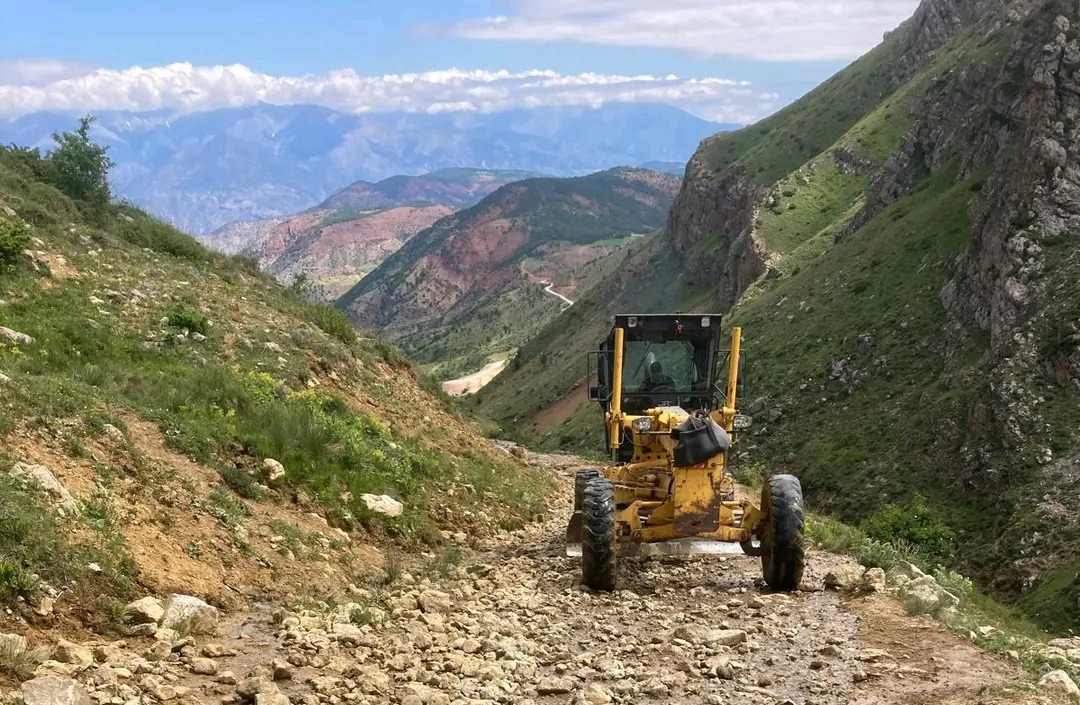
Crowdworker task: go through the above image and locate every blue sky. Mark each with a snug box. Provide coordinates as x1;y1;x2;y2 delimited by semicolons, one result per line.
0;0;919;123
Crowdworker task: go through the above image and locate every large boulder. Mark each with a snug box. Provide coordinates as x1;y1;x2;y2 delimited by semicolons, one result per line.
10;462;79;514
21;675;91;705
160;595;219;635
261;458;286;483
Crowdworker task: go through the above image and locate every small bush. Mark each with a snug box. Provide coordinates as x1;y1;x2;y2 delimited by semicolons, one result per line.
863;494;956;565
0;216;31;270
166;302;210;336
307;303;357;345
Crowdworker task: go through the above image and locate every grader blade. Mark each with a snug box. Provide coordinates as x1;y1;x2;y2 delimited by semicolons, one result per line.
564;511;583;556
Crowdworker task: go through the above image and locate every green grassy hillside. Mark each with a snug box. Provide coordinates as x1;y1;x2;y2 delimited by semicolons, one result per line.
0;136;547;631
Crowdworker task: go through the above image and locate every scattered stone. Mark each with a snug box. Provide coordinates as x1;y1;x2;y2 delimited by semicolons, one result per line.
102;424;125;442
417;589;454;613
861;567;887;592
824;565;865;590
11;462;79;514
262;458;286;483
673;625;747;647
886;561;926;586
271;658;294;681
537;676;576;695
361;493;404;517
1038;670;1080;699
897;575;959;615
189;657;218;675
0;326;35;345
52;640;93;668
160;594;219;635
127;596;165;624
21;675;91;705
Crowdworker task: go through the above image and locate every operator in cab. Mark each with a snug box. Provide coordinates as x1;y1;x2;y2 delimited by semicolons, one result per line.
639;361;675;391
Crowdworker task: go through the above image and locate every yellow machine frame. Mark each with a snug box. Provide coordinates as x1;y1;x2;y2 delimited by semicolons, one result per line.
597;325;765;547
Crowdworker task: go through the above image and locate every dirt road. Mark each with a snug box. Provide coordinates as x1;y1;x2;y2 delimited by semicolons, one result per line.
10;449;1070;705
442;360;509;396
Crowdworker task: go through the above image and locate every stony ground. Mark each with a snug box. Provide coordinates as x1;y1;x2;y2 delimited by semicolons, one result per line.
5;449;1077;705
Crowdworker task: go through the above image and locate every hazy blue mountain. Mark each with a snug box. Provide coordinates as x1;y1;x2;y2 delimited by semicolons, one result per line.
0;103;737;233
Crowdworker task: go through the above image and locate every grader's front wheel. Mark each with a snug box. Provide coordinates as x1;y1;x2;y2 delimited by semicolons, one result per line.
760;474;805;591
581;475;617;591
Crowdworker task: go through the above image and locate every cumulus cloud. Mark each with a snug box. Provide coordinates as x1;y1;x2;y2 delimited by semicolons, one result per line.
0;58;97;87
0;63;777;123
430;0;920;62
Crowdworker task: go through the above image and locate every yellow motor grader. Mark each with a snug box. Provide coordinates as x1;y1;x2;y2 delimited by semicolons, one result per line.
566;314;804;591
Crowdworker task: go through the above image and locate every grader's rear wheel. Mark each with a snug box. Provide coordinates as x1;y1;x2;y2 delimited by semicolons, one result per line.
581;475;617;591
760;474;805;591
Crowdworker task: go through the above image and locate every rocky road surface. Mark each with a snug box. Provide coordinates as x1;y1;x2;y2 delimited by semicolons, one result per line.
7;449;1076;705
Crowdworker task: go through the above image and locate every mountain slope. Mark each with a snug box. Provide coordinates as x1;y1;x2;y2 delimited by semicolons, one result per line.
339;168;680;378
245;204;456;298
0;104;731;233
203;169;540;298
477;0;1080;632
0;142;546;632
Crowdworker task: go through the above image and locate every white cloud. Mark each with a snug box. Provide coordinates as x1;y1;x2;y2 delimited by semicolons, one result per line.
0;63;778;123
0;58;96;87
430;0;920;61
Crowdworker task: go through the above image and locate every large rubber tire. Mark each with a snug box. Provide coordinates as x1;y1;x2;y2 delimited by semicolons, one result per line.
574;468;602;511
760;474;805;591
581;476;618;591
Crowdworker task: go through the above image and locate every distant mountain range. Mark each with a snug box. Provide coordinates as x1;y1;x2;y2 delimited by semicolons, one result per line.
0;103;735;233
208;168;535;298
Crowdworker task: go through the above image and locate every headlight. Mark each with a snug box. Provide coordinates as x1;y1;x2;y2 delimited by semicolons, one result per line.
632;417;654;432
733;414;753;430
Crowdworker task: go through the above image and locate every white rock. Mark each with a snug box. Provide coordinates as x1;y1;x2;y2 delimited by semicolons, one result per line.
160;595;219;635
361;493;404;517
1038;670;1080;698
824;565;865;590
189;657;218;675
126;596;164;624
418;589;454;613
0;326;35;346
11;462;79;514
862;567;887;592
262;458;286;483
886;560;927;586
52;640;93;667
21;675;91;705
898;575;959;615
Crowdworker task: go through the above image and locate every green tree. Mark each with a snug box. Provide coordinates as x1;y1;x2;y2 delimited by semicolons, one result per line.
46;115;114;210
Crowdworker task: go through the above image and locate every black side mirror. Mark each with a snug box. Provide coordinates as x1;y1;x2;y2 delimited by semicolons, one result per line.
590;385;609;402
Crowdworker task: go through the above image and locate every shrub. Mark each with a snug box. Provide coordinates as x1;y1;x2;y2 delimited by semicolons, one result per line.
307;303;357;345
863;494;956;565
166;302;210;336
0;216;30;270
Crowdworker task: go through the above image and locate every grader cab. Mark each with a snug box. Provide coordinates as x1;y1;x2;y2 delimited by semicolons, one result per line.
567;314;805;591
